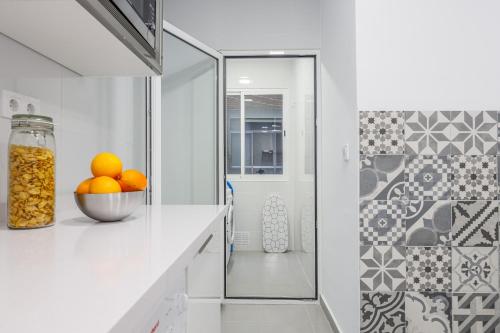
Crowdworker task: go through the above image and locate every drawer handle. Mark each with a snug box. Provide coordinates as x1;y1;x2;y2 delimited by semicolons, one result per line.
198;234;213;254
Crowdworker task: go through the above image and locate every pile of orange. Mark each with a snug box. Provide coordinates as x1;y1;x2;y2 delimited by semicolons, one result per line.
76;152;147;194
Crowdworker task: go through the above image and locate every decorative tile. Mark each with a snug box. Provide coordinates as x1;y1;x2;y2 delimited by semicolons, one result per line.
498;156;500;192
360;200;405;245
360;155;406;202
405;292;451;333
450;111;497;155
406;246;452;292
452;247;499;292
498;156;500;188
451;201;499;247
452;293;500;333
405;155;451;200
498;110;500;153
405;111;451;155
361;292;405;333
359;110;500;332
359;111;405;155
451;155;497;200
405;201;451;246
360;246;406;291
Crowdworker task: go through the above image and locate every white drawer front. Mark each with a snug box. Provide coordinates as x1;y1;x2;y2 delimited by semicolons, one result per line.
187;220;222;298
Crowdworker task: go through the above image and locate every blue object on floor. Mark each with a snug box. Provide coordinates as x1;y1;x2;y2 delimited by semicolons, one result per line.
226;180;234;194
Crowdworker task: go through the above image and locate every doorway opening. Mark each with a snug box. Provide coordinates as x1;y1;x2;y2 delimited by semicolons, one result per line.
224;55;318;300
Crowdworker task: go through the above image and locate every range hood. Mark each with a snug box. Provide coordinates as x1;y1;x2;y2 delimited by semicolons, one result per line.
0;0;163;76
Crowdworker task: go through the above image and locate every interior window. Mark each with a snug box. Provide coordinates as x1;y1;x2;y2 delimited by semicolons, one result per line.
226;92;284;176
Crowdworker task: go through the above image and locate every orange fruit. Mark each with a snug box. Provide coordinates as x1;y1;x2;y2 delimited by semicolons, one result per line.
89;176;122;194
118;169;147;192
76;178;93;194
91;152;122;178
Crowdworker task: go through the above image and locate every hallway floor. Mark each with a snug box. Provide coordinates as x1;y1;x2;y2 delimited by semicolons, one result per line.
222;304;334;333
226;251;315;298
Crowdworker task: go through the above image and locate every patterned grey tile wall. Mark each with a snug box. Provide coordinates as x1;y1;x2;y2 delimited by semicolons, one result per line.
360;111;405;155
359;111;500;333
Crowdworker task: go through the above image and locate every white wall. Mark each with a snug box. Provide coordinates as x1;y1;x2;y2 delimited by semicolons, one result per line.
164;0;321;51
356;0;500;110
320;0;358;332
0;33;146;221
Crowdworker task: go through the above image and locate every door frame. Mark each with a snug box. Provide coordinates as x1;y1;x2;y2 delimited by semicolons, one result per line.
151;21;225;205
222;50;321;302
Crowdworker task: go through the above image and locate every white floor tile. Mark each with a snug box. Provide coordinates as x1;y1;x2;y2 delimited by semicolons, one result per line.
223;304;264;323
305;305;336;333
222;304;334;333
260;321;313;333
223;322;261;333
226;251;315;298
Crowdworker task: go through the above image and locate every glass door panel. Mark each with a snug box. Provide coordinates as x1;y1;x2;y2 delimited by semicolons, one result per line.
225;57;317;299
161;32;218;204
161;26;223;333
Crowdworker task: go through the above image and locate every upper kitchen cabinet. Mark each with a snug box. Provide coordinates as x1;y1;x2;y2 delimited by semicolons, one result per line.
0;0;162;76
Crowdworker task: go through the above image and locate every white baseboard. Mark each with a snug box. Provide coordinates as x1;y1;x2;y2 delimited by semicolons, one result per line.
319;295;342;333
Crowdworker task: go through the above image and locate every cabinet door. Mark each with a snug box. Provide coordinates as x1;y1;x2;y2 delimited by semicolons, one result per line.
128;269;187;333
186;219;223;333
187;228;222;298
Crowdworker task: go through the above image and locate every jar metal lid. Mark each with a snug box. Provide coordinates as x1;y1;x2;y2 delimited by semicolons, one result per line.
11;114;54;129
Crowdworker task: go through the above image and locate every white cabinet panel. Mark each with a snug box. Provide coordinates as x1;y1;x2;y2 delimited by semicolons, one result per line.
0;1;160;75
187;228;222;298
138;270;187;333
186;218;223;333
186;300;221;333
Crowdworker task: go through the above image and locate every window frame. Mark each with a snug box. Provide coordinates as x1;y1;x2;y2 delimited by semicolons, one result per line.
226;88;289;181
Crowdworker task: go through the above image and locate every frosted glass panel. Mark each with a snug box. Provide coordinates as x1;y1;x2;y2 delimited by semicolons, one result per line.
161;32;218;204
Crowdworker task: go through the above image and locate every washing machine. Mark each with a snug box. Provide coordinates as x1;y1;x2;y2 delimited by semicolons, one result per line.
225;181;235;266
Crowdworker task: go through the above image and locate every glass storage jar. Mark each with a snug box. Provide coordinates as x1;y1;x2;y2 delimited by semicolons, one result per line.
8;114;56;229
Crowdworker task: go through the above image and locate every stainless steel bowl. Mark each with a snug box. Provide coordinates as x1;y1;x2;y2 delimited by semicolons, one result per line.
74;191;145;222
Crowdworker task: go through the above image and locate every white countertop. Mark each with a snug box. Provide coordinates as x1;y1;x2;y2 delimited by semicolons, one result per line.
0;204;227;333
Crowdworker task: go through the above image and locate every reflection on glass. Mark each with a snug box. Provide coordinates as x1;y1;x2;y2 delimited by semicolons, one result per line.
126;0;156;34
161;32;217;204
